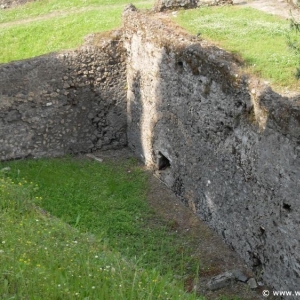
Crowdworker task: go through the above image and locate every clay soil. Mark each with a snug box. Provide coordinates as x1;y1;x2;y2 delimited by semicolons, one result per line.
92;148;280;300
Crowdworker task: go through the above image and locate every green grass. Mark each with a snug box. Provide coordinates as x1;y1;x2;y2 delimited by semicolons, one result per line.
1;1;299;90
0;0;153;63
0;0;152;24
0;157;202;299
0;9;122;62
175;6;300;91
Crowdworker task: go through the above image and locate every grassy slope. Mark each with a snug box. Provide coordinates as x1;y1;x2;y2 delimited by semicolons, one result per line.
0;8;122;62
175;6;300;90
0;0;152;23
0;157;202;299
0;1;299;89
0;0;153;63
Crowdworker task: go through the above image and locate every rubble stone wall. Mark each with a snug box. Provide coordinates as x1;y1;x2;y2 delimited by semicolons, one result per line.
0;33;127;160
1;5;300;294
154;0;233;11
123;10;300;293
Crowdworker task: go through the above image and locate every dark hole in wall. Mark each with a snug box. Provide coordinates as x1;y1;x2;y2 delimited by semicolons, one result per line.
283;203;291;211
158;151;170;170
177;61;183;67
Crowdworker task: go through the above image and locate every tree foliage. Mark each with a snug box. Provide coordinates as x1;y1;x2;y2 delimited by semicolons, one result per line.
287;16;300;79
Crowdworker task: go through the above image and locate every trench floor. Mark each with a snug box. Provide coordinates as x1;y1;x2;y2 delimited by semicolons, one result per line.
91;148;279;300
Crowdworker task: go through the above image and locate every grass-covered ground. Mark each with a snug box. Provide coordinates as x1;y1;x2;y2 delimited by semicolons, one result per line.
0;0;151;23
0;156;203;300
0;0;299;90
0;0;153;63
175;5;300;91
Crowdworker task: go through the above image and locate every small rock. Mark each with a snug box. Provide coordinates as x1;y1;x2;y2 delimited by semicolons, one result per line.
87;113;94;119
50;92;58;98
1;167;11;172
86;153;103;163
231;269;248;283
247;278;258;289
258;281;264;286
123;4;137;14
207;271;235;291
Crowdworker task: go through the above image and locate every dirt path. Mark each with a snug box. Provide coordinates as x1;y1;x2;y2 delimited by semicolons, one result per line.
233;0;300;20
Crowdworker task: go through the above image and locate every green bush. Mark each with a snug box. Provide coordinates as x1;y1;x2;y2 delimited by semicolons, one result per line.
287;16;300;79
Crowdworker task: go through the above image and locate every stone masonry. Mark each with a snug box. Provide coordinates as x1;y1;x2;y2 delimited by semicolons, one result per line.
154;0;233;11
0;5;300;296
123;8;300;296
0;32;127;160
